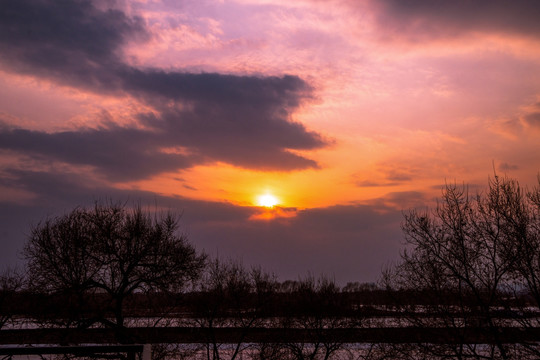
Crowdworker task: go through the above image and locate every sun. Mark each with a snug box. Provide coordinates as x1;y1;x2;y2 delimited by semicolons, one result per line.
256;193;279;208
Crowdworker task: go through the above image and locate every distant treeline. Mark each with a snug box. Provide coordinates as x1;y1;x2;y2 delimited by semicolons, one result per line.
2;283;388;320
1;286;537;321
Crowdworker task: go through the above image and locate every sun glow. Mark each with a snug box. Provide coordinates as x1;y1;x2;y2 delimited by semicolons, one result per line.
256;193;279;208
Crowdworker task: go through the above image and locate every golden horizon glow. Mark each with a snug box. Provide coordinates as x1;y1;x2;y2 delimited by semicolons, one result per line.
256;193;280;208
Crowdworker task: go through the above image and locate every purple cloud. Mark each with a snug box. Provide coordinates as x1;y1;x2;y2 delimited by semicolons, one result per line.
0;0;328;177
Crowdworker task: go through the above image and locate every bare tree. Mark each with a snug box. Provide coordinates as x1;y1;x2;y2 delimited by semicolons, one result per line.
279;275;358;360
0;267;23;329
383;175;540;359
23;202;206;336
193;258;278;360
487;176;540;356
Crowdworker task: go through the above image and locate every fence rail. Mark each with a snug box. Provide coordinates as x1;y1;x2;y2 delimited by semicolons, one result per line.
2;327;540;345
0;344;152;360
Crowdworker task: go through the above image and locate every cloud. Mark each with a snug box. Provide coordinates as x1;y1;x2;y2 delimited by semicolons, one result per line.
355;181;399;188
170;199;405;284
366;190;428;210
523;111;540;128
0;90;325;178
0;125;200;181
0;168;404;284
370;0;540;42
498;162;519;172
354;164;416;188
0;0;327;176
0;0;147;84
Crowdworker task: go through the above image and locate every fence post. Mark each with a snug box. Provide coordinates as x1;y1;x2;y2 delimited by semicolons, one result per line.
142;344;152;360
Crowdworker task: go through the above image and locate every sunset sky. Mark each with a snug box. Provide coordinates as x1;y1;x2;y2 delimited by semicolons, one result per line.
1;0;540;284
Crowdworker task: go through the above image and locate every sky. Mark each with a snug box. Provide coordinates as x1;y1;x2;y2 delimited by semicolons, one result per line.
1;0;540;284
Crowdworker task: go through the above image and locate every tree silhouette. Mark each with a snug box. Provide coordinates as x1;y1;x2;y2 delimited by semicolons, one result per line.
193;258;278;360
0;267;23;329
384;175;540;359
24;203;206;336
279;275;359;360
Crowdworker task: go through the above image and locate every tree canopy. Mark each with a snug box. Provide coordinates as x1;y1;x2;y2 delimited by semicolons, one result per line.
24;203;206;329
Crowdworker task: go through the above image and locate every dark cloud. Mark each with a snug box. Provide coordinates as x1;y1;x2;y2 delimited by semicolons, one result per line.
0;0;146;87
163;112;321;170
206;204;404;283
498;162;519;172
123;69;311;108
371;0;540;42
0;126;200;180
385;170;413;182
354;166;415;188
0;0;327;176
516;101;540;129
0;168;404;284
524;112;540;128
382;191;427;209
0;93;325;178
355;180;399;188
366;191;428;210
